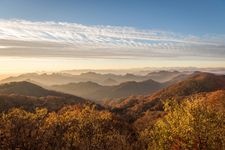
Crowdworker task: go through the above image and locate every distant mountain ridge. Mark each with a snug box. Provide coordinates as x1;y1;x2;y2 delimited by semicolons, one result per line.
102;78;118;85
52;79;164;100
146;70;180;82
1;71;182;86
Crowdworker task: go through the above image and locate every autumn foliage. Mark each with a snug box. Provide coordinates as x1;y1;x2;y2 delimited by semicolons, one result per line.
140;99;225;150
0;97;224;149
0;105;137;150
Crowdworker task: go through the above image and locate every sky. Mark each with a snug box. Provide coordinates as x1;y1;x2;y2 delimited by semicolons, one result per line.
0;0;224;74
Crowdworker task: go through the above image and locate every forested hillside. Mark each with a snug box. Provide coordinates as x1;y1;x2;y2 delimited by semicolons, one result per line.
0;72;224;149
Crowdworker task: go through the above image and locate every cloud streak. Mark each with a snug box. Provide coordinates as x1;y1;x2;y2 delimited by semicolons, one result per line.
0;19;224;59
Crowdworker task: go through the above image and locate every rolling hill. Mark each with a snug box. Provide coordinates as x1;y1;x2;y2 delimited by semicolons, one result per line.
0;81;70;97
52;81;103;99
108;72;225;124
0;81;92;112
52;79;164;100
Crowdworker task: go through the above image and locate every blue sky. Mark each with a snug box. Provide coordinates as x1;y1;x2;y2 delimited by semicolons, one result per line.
0;0;224;73
0;0;225;35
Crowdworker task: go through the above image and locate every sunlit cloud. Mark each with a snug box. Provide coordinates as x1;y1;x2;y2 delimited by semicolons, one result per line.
0;19;224;59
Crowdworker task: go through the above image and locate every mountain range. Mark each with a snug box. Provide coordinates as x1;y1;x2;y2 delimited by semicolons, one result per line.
105;72;225;126
0;71;182;86
0;71;224;126
52;79;164;100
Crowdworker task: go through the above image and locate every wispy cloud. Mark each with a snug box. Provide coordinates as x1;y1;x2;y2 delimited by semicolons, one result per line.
0;19;224;59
